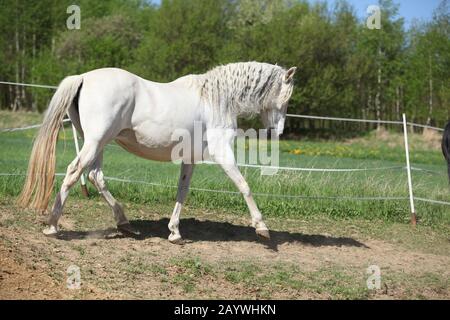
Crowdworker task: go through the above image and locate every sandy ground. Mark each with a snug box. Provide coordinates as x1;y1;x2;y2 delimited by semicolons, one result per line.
0;199;449;300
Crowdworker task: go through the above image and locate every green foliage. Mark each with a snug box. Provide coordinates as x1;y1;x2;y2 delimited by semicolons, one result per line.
131;0;230;81
0;0;449;127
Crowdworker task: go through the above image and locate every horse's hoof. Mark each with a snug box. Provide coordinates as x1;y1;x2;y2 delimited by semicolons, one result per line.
43;225;58;236
117;223;141;237
168;234;183;244
256;228;271;240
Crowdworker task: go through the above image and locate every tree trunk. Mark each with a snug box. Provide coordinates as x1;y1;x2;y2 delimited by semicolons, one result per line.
396;86;400;121
8;85;14;110
32;32;37;111
51;37;55;56
13;23;21;111
376;47;382;131
366;90;372;131
426;54;433;126
21;27;26;110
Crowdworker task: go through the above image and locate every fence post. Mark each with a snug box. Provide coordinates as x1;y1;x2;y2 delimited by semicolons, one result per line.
402;113;416;225
70;120;89;198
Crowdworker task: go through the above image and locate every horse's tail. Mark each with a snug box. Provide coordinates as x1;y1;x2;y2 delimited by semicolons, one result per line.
17;75;83;211
443;121;450;184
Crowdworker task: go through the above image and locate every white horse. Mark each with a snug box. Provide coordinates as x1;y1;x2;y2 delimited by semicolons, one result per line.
18;62;296;243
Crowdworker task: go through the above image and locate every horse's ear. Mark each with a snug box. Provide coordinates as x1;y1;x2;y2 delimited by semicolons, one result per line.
284;67;297;82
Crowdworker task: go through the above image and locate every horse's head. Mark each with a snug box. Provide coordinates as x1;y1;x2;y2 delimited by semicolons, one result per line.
260;66;296;137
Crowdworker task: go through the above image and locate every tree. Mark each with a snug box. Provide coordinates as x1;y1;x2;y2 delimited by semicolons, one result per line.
131;0;229;81
404;0;450;126
0;0;447;132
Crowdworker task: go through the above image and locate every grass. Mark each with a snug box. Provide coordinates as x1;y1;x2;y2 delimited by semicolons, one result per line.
0;110;43;129
0;111;449;227
118;255;450;299
172;259;372;299
220;260;370;299
117;252;373;299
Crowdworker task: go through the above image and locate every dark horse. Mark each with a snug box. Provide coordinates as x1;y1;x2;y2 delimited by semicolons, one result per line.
443;121;450;183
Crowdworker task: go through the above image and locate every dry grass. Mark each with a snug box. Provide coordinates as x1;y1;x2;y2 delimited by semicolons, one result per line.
0;111;43;130
346;127;443;151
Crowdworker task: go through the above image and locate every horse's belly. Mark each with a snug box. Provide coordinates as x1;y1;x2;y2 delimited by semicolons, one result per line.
115;129;175;162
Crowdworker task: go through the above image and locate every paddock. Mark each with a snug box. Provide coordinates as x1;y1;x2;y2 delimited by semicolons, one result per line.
0;105;449;299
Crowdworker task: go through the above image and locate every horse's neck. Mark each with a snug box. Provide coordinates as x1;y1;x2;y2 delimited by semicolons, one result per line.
151;74;242;129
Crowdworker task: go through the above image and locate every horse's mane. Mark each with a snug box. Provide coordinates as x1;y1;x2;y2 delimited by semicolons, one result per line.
198;62;291;124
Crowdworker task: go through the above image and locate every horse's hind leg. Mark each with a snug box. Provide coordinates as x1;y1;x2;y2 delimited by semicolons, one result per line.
44;140;101;235
168;162;194;244
87;152;139;237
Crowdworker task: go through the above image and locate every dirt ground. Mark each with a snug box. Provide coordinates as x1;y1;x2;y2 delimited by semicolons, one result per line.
0;197;449;300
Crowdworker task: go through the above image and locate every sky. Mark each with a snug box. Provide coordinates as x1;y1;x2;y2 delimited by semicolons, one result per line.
325;0;441;27
149;0;442;28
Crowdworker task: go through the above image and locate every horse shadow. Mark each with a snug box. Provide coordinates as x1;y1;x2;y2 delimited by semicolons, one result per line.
56;218;369;251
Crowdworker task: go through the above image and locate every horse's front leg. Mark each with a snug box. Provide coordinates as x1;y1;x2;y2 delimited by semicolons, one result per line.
168;162;194;244
210;137;270;240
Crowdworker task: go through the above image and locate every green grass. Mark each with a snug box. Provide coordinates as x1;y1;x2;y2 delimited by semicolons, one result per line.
222;261;370;299
0;112;449;226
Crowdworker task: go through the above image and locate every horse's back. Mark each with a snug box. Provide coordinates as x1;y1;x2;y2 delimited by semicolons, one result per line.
81;67;142;106
74;67;205;162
